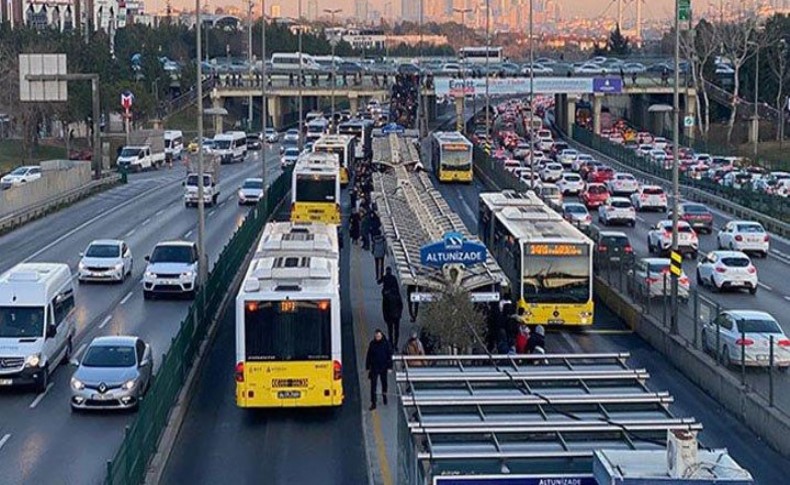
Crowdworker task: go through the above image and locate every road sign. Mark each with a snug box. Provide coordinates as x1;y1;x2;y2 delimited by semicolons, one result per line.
684;115;695;127
678;0;691;21
120;90;134;112
670;251;683;277
420;231;487;268
19;54;68;102
434;476;596;485
381;122;405;134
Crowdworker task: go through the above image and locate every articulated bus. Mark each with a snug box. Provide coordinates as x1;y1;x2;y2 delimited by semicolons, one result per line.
306;117;329;142
431;131;474;183
338;119;373;163
291;153;341;224
312;134;355;185
478;191;595;327
235;222;343;408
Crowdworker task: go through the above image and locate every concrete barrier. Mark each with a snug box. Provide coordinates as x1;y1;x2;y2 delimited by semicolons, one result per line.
595;275;790;458
0;160;91;218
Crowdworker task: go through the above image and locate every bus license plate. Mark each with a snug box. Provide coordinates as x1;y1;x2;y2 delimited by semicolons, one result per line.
278;391;301;399
0;379;12;386
547;319;565;325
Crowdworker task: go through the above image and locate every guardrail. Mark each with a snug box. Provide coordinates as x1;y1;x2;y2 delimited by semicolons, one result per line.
104;168;292;485
569;127;790;238
0;174;122;235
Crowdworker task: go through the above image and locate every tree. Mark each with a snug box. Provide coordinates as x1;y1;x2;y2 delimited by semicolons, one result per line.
762;15;790;143
606;24;631;56
418;283;487;354
680;19;720;139
719;19;761;144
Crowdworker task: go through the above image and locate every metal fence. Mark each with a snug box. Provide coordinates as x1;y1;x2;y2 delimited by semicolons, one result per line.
595;252;790;420
104;168;292;485
572;127;790;224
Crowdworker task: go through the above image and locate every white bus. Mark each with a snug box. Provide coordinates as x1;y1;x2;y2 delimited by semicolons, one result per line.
271;52;321;71
235;222;343;408
306;118;330;142
459;46;504;64
214;131;248;164
312;134;355;185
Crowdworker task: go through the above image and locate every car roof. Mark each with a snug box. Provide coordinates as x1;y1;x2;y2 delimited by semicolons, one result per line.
709;250;749;258
154;240;194;248
641;257;670;264
599;230;628;237
243;177;263;182
724;310;776;321
609;197;631;202
88;239;123;246
90;335;138;347
731;220;763;226
641;185;663;190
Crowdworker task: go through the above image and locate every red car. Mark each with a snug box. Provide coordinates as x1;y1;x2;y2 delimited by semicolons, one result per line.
587;166;615;184
580;183;610;208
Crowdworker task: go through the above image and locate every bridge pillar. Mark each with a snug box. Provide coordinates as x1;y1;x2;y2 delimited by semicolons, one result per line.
427;95;438;122
554;94;566;132
267;96;283;130
455;96;465;132
212;94;224;134
592;94;603;135
565;96;576;135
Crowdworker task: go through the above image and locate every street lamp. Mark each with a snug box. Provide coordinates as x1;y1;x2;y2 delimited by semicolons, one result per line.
453;7;472;133
325;8;342;133
195;0;207;285
670;0;681;334
298;0;304;150
485;0;490;138
528;0;535;189
247;0;254;129
261;0;268;205
751;40;760;160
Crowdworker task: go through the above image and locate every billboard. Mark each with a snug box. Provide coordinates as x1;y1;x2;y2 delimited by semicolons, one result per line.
434;77;623;96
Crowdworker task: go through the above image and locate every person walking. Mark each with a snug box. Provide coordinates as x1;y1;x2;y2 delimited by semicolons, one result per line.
372;233;387;280
365;329;392;410
404;332;427;366
515;325;530;354
349;211;361;246
360;210;371;250
382;278;404;348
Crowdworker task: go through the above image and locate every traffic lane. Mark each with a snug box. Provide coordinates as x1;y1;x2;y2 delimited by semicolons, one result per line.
162;200;367;485
0;157;282;484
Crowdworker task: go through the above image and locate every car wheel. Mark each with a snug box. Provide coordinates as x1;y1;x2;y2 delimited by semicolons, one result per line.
761;251;768;259
629;220;636;227
143;290;153;300
749;285;757;295
717;237;723;250
729;242;735;250
696;269;703;286
722;347;733;368
647;238;654;254
61;337;73;365
701;330;710;354
35;365;49;393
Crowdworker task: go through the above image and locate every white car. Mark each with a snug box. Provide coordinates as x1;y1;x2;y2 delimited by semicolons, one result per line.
538;183;563;208
237;178;264;205
539;162;564;182
556;172;585;195
648;149;667;164
696;250;758;294
281;147;300;168
631;185;668;212
607;172;640;195
647;220;699;258
702;310;790;368
557;149;579;169
652;137;670;150
636;144;653;157
598;197;636;227
143;241;199;299
571;154;595;172
264;128;279;143
78;239;133;283
561;202;592;229
1;165;41;189
632;257;690;300
717;220;769;257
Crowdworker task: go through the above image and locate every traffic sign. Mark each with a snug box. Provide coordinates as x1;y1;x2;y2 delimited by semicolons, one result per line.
420;231;487;268
684;115;695;127
678;0;691;21
120;90;134;112
670;251;683;277
19;53;68;102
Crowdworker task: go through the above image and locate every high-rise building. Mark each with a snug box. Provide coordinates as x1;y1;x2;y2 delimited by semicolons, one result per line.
270;4;280;18
355;0;368;22
401;0;420;21
306;0;317;20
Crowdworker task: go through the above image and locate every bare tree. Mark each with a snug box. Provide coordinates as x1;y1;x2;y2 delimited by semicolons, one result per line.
681;20;720;139
767;38;790;144
719;19;760;144
418;283;487;354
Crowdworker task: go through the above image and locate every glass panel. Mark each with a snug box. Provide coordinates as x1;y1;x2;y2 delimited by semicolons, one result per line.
244;301;332;361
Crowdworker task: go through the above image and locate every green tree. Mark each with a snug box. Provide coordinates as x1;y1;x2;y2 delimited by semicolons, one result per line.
606;24;630;56
418;283;487;354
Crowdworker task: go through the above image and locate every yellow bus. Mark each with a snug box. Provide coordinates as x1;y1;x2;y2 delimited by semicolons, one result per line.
235;222;343;408
290;153;341;224
478;191;595;326
312;134;355;185
431;131;474;183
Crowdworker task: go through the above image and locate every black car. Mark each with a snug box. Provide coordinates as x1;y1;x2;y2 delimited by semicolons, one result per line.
246;134;262;151
590;228;635;270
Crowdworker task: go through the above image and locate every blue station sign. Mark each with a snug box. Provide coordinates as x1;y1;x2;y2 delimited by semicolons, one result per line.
420;232;488;268
434;475;596;485
381;122;406;134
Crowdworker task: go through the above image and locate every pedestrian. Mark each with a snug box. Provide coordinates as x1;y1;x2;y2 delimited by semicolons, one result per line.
365;329;392;410
360;210;371;250
661;67;669;86
382;278;403;348
380;265;398;290
631;71;637;86
349;211;361;245
619;67;625;84
289;73;295;86
515;325;530;354
404;332;427;366
496;328;510;355
528;325;546;354
372;233;387;280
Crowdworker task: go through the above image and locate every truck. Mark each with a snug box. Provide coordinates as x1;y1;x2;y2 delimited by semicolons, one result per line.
184;152;221;207
116;129;166;171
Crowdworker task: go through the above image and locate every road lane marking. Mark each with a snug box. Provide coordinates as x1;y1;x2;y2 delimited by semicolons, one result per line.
584;329;635;335
155;209;165;216
29;383;54;409
785;296;790;302
141;217;151;226
120;291;133;305
0;434;10;451
635;216;646;222
208;211;216;218
757;282;773;292
184;230;193;238
73;343;87;359
125;229;136;237
99;315;112;329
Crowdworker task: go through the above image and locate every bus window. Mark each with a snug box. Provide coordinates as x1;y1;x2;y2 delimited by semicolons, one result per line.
296;174;336;202
244;301;332;361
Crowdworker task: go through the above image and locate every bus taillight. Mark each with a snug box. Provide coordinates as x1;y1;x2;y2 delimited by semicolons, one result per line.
235;362;245;382
333;360;342;380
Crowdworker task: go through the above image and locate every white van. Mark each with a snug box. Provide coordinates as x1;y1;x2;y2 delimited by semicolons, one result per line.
0;263;76;392
213;131;248;164
271;52;320;71
164;130;184;162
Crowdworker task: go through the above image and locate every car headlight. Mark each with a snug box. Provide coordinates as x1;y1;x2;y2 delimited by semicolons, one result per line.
181;271;194;279
144;271;155;279
25;354;41;368
114;263;124;271
78;262;86;270
123;379;137;390
71;377;85;390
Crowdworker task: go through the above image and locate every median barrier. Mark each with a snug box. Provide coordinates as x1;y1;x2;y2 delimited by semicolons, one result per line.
104;168;292;485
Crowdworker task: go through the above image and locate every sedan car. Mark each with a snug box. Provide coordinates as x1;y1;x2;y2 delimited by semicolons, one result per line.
70;336;153;411
281;147;300;168
587;166;615;184
561;202;592;230
631;257;690;300
557;149;579;169
556;172;585;195
1;165;41;189
717;220;769;257
702;310;790;368
671;202;714;234
245;133;262;151
647;220;699;257
580;183;609;208
539;162;564;182
696;250;758;294
78;239;133;283
283;129;300;144
598;197;636;227
607;172;640;195
264;128;279;143
238;178;264;205
631;185;667;212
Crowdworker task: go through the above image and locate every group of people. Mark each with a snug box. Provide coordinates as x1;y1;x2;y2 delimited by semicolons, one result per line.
494;303;547;356
390;73;420;129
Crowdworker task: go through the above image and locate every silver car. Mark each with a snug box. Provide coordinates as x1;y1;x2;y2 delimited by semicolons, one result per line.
702;310;790;369
70;336;153;411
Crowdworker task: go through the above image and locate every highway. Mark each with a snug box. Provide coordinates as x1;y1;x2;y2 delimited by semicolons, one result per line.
0;148;281;484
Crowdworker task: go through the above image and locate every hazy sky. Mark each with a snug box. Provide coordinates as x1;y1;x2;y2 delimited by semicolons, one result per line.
167;0;674;21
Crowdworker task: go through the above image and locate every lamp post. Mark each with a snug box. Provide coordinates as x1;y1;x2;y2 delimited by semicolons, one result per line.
195;0;207;285
670;0;681;334
529;0;535;189
485;0;491;138
298;0;304;150
453;7;472;133
247;0;254;129
753;41;760;160
325;8;342;133
261;0;268;203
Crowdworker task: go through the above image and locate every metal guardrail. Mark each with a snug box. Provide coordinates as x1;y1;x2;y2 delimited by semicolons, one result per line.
104;168;292;485
0;174;122;234
569;127;790;238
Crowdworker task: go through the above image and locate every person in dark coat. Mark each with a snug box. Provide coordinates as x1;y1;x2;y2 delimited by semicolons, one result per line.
360;210;371;250
380;265;398;290
382;280;404;348
372;234;387;280
365;329;392;410
349;211;361;245
527;325;546;354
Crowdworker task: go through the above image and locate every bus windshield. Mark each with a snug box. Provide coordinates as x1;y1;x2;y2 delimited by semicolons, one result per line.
441;148;472;170
244;301;332;361
296;174;336;202
522;245;590;303
314;146;345;166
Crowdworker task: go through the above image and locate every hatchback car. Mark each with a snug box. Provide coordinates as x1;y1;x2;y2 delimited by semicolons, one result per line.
587;166;615;184
647;220;699;257
281;147;300;168
696;250;758;294
556;172;585;195
78;240;133;283
580;183;609;208
598;197;636;227
539;162;564;182
607;172;640;195
70;336;153;411
245;133;262;150
702;310;790;368
1;165;41;189
631;185;668;212
631;257;690;300
238;178;264;205
264;128;279;143
143;241;199;299
717;220;769;257
590;229;634;269
537;184;563;208
561;202;592;230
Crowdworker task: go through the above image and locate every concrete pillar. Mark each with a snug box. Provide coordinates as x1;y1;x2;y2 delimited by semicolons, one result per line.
267;96;283;130
349;93;359;118
565;96;576;135
212;95;223;135
592;94;603;135
427;95;438;122
455;96;465;132
685;91;697;140
554;94;566;132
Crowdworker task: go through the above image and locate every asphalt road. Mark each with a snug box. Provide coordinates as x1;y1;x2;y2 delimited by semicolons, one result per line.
0;147;282;484
434;171;790;484
161;197;368;485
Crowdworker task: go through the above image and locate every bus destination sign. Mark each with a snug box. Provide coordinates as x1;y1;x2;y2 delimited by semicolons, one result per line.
528;244;584;256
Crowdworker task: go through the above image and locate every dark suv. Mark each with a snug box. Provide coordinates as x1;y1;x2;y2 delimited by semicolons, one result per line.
590;228;635;270
671;202;714;234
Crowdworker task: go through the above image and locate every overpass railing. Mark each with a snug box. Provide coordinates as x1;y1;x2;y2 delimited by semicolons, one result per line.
104;168;292;485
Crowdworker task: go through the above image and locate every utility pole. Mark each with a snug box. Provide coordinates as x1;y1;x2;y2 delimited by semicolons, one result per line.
754;43;760;160
529;0;536;189
325;8;342;133
298;0;304;151
261;0;268;205
196;0;208;285
454;7;472;133
485;0;490;138
670;0;682;334
247;0;254;129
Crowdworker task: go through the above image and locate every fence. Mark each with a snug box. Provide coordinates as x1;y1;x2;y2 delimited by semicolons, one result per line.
595;251;790;421
104;167;292;485
572;127;790;224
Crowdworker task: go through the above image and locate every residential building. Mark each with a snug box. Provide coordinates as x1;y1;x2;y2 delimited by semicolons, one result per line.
354;0;367;22
401;0;419;21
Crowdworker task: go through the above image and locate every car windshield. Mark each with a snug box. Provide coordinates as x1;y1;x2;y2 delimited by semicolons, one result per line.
86;244;120;258
647;262;670;273
643;188;663;195
736;224;764;233
186;175;212;187
738;318;782;334
150;245;193;264
82;345;136;367
120;148;141;157
0;306;45;338
243;180;263;189
588;186;607;194
677;225;693;233
564;175;581;182
611;200;631;208
10;167;29;175
285;149;299;157
565;205;587;214
721;257;750;267
684;204;708;213
214;139;231;149
602;235;629;247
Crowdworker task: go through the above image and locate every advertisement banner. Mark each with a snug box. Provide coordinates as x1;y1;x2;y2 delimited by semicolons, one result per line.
434;77;605;96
